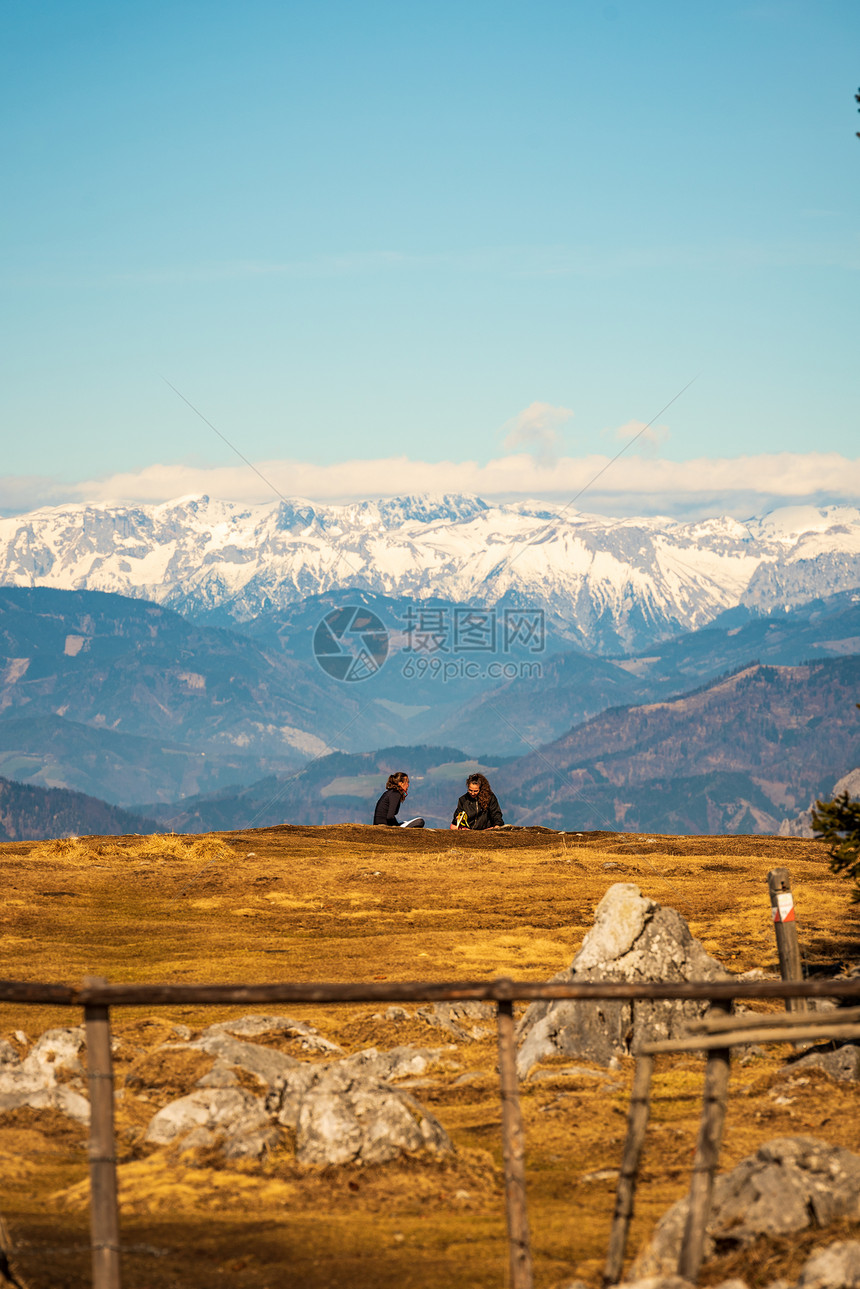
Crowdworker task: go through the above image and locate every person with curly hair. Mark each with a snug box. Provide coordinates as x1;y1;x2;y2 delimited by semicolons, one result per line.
373;771;425;827
450;773;504;830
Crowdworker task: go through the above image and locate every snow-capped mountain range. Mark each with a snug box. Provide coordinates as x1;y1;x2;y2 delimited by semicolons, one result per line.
2;494;860;651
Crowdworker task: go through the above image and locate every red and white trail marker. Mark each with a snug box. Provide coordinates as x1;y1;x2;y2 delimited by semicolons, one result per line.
773;891;796;923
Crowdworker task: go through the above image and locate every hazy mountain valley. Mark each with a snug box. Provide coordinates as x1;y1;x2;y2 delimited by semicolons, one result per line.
1;496;860;839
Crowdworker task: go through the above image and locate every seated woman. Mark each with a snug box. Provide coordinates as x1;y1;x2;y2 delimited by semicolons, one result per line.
373;772;425;827
450;773;504;830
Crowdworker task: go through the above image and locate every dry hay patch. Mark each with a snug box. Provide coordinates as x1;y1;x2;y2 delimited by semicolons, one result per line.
54;1155;300;1217
123;1047;216;1102
53;1142;499;1223
698;1215;860;1288
24;832;239;871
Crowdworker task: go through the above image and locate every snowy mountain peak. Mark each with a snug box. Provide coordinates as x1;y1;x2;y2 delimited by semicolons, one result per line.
2;494;860;652
748;504;860;544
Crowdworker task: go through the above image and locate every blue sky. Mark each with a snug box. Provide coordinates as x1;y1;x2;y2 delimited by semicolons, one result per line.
1;0;858;515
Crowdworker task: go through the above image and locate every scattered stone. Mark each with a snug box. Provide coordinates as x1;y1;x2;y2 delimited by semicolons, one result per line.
266;1064;452;1166
339;1045;454;1082
580;1168;619;1183
786;1042;860;1084
795;1241;860;1288
130;1016;455;1168
384;1006;410;1022
417;1000;494;1041
0;1027;90;1123
0;1041;18;1066
631;1137;860;1278
206;1015;343;1055
517;884;728;1075
144;1087;279;1159
171;1027;301;1088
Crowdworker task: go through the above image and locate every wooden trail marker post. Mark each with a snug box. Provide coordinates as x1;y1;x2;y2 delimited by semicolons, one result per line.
496;999;534;1289
767;868;808;1016
84;977;121;1289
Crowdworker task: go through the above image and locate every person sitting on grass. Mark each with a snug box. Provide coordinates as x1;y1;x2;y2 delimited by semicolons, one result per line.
450;773;504;830
373;772;425;827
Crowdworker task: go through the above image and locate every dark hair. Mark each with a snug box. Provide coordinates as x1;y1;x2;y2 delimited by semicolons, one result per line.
467;773;491;811
386;772;409;797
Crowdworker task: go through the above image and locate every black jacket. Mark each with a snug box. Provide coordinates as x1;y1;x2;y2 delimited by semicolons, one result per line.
373;787;404;825
451;791;504;830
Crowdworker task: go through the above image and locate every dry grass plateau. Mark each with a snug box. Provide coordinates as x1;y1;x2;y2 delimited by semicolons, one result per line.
1;823;859;1289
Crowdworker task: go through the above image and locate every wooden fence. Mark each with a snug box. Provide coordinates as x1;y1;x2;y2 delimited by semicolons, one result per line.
3;973;860;1289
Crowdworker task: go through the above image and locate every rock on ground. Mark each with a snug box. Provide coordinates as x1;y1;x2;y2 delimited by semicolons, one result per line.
0;1027;90;1123
134;1014;454;1167
266;1064;453;1166
631;1137;860;1278
794;1241;860;1288
205;1015;344;1055
786;1042;860;1083
144;1087;279;1159
517;884;728;1075
417;1001;495;1040
338;1044;455;1082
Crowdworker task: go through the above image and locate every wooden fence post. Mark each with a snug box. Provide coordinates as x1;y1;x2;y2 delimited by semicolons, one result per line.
602;1053;655;1286
496;999;534;1289
676;1003;732;1283
84;977;121;1289
767;868;808;1016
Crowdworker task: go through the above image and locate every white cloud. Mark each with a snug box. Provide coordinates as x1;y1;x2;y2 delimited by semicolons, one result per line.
501;402;574;466
605;418;670;456
1;450;859;520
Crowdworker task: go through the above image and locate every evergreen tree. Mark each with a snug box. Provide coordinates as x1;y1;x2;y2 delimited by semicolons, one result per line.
812;702;860;902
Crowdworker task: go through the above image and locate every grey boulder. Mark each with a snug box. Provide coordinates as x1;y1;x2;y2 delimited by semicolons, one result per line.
418;1001;495;1040
338;1045;454;1082
787;1043;860;1084
631;1137;860;1278
205;1015;344;1055
144;1087;278;1159
159;1025;302;1091
0;1027;90;1123
267;1065;453;1166
795;1241;860;1288
517;884;728;1075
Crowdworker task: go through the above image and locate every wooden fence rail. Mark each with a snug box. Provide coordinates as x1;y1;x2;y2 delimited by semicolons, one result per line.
4;975;860;1006
3;974;860;1289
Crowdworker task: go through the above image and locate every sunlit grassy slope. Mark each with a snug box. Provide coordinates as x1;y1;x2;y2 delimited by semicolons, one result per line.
1;824;859;1289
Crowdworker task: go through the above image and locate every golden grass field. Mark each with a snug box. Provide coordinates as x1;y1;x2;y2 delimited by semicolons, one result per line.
1;823;859;1289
